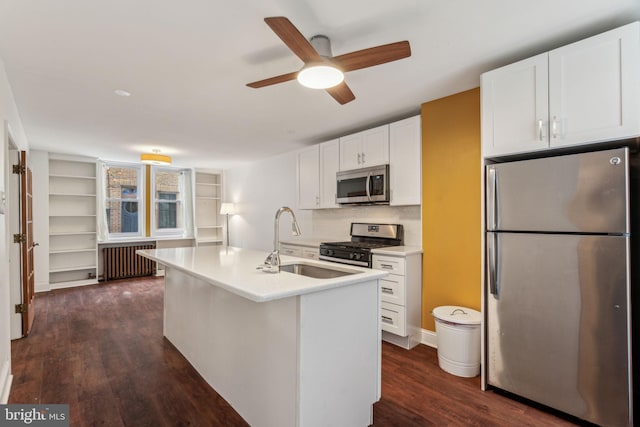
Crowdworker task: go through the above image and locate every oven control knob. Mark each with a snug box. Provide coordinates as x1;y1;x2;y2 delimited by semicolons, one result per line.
327;250;334;256
349;253;354;259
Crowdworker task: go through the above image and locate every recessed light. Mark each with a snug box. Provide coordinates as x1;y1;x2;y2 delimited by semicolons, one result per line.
114;89;131;97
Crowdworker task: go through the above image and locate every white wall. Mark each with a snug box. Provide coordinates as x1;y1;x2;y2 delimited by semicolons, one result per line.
224;151;312;252
0;56;29;403
225;151;421;251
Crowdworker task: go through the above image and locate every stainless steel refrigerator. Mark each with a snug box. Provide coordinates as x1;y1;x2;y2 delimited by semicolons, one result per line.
486;147;633;426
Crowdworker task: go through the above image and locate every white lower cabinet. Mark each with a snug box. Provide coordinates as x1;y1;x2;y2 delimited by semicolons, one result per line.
373;252;422;349
280;244;303;257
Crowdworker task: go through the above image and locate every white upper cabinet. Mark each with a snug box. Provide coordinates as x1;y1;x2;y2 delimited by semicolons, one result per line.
319;139;340;208
389;116;421;206
296;145;320;209
482;21;640;158
339;125;389;170
482;53;550;156
548;22;640;147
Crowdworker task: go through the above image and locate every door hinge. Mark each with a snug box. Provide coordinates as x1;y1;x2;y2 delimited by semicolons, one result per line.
13;233;26;244
15;303;26;314
12;163;25;174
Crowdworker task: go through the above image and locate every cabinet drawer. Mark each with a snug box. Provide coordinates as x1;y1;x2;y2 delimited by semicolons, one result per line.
381;302;406;337
380;274;405;305
280;245;302;257
302;248;319;260
373;256;405;275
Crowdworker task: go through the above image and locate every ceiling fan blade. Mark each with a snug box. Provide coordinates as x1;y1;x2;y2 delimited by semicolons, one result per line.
326;82;355;105
332;41;411;72
246;71;298;88
264;17;322;63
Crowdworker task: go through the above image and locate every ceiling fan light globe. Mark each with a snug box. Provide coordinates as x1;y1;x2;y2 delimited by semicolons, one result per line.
297;65;344;89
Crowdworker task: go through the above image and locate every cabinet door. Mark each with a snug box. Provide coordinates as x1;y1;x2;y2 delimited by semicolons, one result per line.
389;116;421;205
481;53;549;158
319;139;340;208
361;125;389;167
549;22;640;148
296;146;320;209
339;132;363;171
280;244;303;257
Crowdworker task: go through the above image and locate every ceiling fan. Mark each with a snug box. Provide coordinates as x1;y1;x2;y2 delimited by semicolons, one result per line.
246;17;411;105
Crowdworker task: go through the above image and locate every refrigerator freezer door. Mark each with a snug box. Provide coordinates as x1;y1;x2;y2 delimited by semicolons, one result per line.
486;147;629;234
487;232;631;426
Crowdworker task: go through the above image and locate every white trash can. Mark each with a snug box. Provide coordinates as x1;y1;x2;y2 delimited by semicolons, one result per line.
432;306;482;378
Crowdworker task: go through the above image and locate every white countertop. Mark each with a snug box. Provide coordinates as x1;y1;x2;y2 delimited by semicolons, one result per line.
138;246;387;303
372;246;423;256
279;237;340;248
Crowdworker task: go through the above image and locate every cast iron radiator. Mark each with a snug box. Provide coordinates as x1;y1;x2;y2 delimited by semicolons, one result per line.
102;244;156;281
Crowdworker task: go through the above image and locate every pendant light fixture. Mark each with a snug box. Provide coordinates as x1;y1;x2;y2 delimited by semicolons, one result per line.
140;149;171;166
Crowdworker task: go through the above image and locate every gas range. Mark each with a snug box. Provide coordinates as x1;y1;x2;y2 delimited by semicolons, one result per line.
319;223;404;268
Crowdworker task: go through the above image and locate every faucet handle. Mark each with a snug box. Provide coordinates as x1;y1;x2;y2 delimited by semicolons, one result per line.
262;250;281;273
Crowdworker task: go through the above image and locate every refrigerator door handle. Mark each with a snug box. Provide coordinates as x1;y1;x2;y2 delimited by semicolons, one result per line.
487;167;498;230
487;233;498;296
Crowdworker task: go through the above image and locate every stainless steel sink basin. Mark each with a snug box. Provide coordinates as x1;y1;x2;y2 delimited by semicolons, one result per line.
280;263;360;279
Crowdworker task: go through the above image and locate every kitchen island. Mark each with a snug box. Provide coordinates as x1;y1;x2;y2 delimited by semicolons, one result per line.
137;246;388;427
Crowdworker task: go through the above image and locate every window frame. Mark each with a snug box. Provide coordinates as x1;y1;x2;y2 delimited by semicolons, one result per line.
103;162;145;239
150;166;187;238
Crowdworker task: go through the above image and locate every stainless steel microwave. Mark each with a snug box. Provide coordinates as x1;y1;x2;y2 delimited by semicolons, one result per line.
336;164;390;204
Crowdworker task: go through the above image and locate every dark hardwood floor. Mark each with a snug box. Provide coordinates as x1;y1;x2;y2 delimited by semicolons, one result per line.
10;277;580;426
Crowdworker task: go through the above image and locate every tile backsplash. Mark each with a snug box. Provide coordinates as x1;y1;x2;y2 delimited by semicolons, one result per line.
311;205;421;246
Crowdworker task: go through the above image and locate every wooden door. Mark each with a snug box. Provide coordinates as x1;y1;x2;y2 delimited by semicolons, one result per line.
18;150;35;336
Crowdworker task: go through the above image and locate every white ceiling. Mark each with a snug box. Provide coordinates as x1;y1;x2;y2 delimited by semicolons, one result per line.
0;0;638;169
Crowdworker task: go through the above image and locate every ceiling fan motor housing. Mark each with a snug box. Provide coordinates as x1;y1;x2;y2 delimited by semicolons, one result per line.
310;35;332;58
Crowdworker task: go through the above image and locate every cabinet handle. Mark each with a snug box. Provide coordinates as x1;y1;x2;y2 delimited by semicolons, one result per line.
551;116;558;139
361;152;366;164
381;287;394;294
357;153;361;164
315;196;319;206
380;263;394;269
381;315;394;324
537;119;544;141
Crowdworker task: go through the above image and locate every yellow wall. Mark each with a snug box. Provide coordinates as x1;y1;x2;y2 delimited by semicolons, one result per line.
421;88;481;331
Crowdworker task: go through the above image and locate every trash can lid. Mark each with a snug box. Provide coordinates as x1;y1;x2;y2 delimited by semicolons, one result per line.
432;306;481;325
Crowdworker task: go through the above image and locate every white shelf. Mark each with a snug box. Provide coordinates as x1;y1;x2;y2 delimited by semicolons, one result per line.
49;214;96;217
197;225;223;229
48;157;98;288
50;248;96;254
196;182;221;187
49;174;96;180
196;196;221;200
196;238;223;243
49;193;96;197
49;265;97;273
50;231;96;236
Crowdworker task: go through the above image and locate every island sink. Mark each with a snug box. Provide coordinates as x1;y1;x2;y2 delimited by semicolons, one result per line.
280;262;360;279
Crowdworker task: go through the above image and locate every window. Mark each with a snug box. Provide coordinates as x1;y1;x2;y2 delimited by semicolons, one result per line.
104;164;144;237
99;162;193;241
151;168;188;237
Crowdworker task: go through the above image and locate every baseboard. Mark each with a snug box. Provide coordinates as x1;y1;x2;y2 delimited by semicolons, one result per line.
421;328;437;348
0;358;12;404
35;281;50;293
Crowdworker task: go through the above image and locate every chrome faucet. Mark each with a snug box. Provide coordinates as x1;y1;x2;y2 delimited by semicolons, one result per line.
262;206;301;273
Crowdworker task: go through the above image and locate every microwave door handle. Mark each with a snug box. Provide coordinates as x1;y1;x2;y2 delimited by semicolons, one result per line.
366;172;372;201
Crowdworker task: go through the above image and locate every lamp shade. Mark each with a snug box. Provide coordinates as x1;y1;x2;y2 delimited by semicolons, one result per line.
297;64;344;89
140;152;171;165
220;202;235;215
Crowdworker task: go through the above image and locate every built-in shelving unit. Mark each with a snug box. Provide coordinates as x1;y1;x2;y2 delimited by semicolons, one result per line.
194;171;223;246
48;156;98;288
